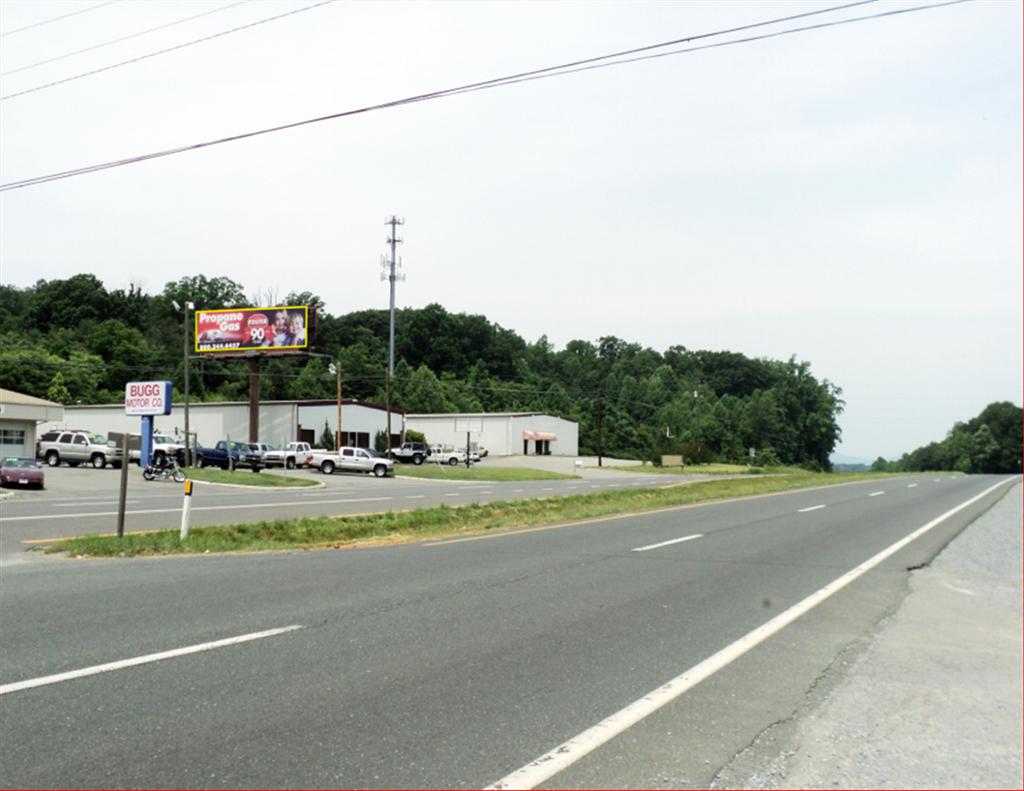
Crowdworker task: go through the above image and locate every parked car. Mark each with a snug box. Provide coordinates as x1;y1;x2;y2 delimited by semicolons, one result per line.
193;441;263;471
0;457;45;489
428;444;477;466
308;447;394;478
247;442;275;461
263;442;312;469
390;441;432;465
36;430;123;469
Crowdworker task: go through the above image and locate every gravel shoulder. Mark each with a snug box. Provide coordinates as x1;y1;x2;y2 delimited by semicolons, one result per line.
713;480;1023;790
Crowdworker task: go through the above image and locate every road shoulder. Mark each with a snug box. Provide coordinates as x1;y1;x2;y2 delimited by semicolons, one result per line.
712;480;1023;790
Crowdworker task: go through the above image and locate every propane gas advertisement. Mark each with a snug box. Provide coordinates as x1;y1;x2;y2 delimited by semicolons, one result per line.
194;306;309;353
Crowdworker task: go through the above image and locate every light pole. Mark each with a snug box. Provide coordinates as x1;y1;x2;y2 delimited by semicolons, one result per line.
184;301;194;465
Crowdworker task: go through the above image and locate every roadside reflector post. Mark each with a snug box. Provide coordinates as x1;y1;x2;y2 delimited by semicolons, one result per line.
180;479;194;540
116;433;129;538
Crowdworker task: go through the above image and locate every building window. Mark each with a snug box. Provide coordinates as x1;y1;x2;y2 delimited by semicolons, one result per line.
0;429;26;446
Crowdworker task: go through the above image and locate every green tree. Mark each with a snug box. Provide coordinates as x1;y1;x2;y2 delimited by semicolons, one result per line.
46;372;72;404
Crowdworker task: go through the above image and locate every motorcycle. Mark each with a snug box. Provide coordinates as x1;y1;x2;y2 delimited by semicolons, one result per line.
142;458;186;483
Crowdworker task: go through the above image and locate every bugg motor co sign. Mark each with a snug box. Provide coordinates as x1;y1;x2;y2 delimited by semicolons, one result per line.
125;381;173;416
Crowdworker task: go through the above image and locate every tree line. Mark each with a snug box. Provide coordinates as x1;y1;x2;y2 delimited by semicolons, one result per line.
871;402;1022;474
1;274;845;469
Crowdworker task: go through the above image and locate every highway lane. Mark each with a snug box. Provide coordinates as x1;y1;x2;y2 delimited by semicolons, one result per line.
1;474;1014;788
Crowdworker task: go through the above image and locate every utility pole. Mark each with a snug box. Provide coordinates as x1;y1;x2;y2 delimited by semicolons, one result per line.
182;301;194;466
595;387;604;467
382;215;405;458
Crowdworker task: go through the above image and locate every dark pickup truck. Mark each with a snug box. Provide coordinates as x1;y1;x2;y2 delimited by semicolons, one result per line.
194;440;263;471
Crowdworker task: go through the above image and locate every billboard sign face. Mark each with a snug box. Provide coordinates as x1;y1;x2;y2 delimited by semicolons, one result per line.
195;306;309;353
125;381;173;416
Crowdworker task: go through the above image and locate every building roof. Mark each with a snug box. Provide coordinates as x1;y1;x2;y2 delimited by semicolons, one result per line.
0;388;62;408
405;412;566;419
56;398;403;414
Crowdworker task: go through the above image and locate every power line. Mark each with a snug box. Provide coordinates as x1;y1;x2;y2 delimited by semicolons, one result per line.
0;0;968;193
0;0;338;101
0;0;118;38
1;1;252;77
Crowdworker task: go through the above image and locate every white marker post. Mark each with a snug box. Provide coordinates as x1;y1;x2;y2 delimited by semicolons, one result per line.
180;479;194;540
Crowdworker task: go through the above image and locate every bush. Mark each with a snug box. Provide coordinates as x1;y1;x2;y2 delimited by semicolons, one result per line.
404;429;426;444
756;447;781;467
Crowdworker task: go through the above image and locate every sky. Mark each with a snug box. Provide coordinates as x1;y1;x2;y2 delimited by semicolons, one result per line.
0;0;1020;461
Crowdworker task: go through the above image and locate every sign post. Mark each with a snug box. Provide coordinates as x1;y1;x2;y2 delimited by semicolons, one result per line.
125;381;173;467
454;418;483;469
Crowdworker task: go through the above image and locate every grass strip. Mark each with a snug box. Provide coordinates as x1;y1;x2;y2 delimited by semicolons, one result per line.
185;468;319;487
47;471;924;558
603;463;809;475
395;466;577;481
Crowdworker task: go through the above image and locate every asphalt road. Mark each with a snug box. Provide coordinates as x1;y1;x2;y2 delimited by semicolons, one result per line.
0;473;1015;788
0;464;695;561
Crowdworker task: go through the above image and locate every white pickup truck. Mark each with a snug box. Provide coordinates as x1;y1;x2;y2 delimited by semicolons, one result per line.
428;444;480;466
263;442;313;469
308;447;394;478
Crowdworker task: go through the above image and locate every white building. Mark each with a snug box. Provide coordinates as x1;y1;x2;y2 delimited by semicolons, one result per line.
0;389;65;457
40;399;402;451
404;412;578;456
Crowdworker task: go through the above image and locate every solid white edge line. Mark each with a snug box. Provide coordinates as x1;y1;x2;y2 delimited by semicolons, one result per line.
632;534;703;552
0;625;304;696
797;504;827;513
486;477;1016;790
869;491;885;497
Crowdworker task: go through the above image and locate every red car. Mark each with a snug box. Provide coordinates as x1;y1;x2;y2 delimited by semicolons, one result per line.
1;457;45;489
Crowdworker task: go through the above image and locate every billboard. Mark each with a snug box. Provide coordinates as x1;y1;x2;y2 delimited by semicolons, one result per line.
195;306;310;353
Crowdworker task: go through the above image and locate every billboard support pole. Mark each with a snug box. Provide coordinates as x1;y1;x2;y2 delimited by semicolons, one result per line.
183;301;193;466
248;356;261;443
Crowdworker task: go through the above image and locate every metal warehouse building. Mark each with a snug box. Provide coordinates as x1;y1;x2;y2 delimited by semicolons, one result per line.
40;399;402;452
0;389;65;457
404;412;578;457
38;401;578;457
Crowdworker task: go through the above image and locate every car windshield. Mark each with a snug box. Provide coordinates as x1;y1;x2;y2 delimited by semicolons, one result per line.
3;458;39;469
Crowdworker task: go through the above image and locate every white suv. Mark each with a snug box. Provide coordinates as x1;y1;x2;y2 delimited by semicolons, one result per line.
37;430;123;469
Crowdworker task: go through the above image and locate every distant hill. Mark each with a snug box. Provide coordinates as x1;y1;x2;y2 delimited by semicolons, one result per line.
830;453;873;466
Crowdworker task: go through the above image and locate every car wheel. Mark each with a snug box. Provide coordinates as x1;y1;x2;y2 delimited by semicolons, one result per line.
413;454;424;465
286;458;296;470
91;454;106;469
46;451;60;467
321;460;335;475
251;466;261;473
373;464;387;478
448;457;458;466
195;455;205;469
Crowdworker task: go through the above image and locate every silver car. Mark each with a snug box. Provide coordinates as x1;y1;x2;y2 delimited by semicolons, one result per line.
37;430;123;469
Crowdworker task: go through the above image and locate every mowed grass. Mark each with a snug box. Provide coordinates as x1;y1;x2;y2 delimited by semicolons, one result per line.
48;471;912;557
395;465;577;481
604;463;809;475
185;467;319;487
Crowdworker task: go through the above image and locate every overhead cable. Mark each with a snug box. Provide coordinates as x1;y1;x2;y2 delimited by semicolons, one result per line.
0;0;969;192
0;0;118;38
2;0;252;77
0;0;337;101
